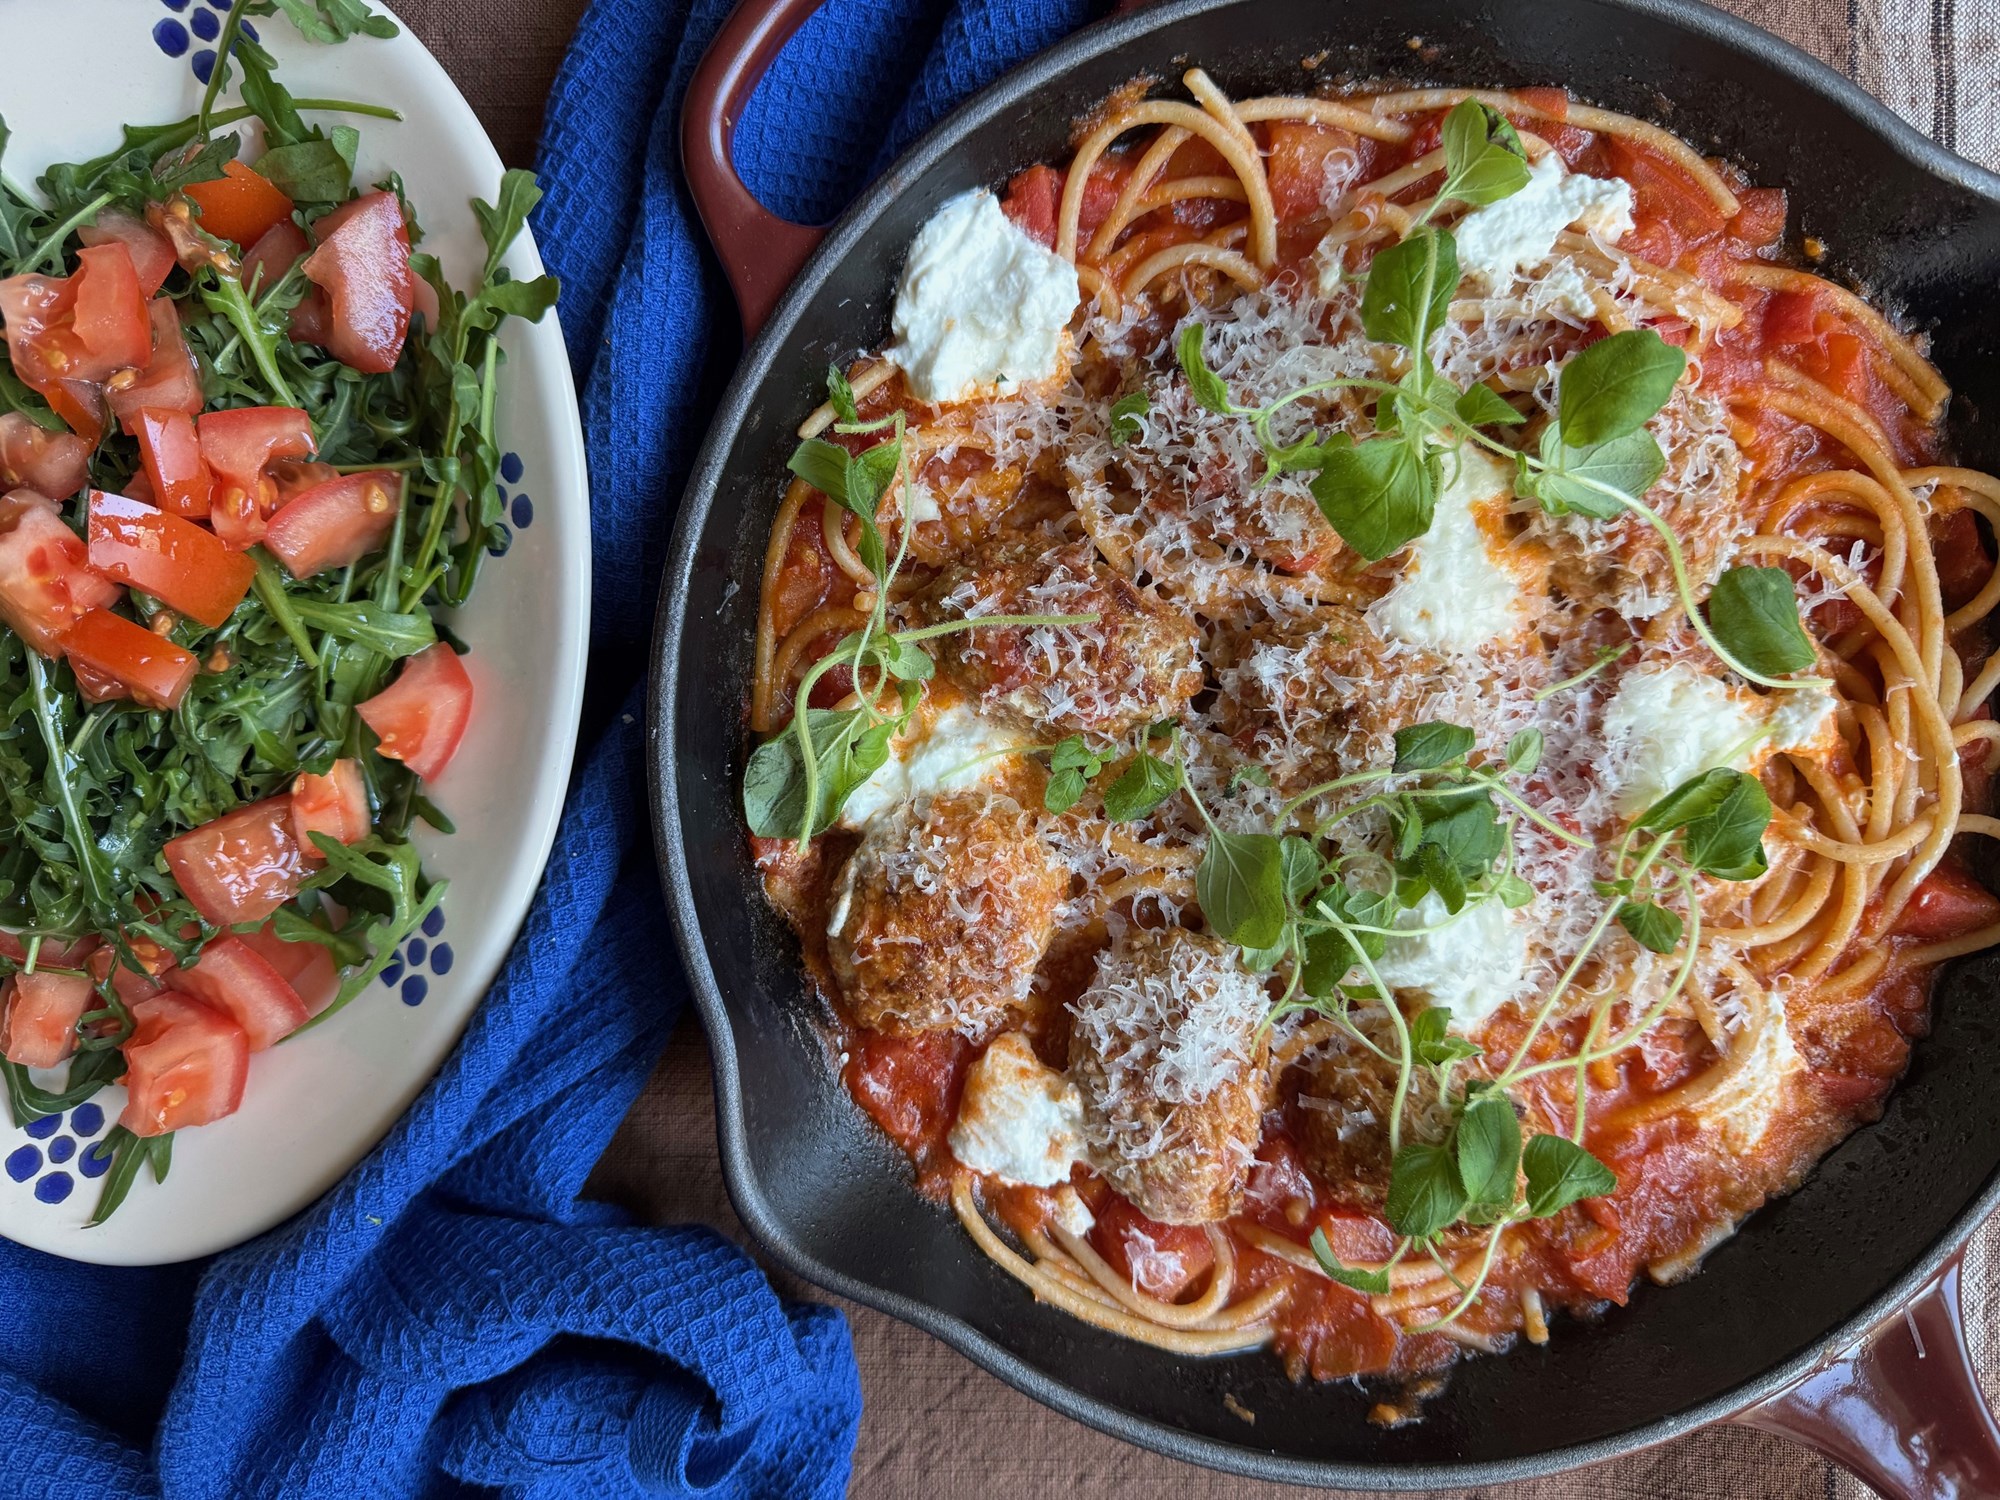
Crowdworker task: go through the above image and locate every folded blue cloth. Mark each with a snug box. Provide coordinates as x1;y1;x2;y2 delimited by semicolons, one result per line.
0;0;1097;1494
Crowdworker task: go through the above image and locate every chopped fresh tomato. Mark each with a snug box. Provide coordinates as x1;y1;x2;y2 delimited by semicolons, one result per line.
195;406;316;548
86;489;256;628
302;191;415;374
183;161;294;249
263;470;401;578
59;608;199;709
291;758;370;850
1000;165;1062;246
241;218;308;299
0;489;121;654
118;992;249;1137
70;244;152;371
289;288;332;347
0;411;89;498
108;299;203;434
131;407;213;518
78;210;177;297
1896;862;2000;943
0;274;107;443
0;931;100;968
163;794;311;927
238;925;339;1017
165;933;308;1051
88;939;173;1009
356;642;473;780
0;971;97;1068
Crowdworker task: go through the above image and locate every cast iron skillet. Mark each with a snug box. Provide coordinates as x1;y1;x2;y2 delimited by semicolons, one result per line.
652;0;2000;1489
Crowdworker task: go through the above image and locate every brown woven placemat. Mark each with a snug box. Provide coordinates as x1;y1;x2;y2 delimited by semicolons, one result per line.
386;0;2000;1491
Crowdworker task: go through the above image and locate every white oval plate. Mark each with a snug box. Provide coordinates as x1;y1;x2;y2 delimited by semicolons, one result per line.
0;0;590;1264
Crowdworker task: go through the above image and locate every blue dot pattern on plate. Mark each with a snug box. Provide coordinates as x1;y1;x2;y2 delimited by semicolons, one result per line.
154;18;189;55
155;0;255;83
189;7;219;40
489;454;532;556
376;904;453;1006
10;1103;112;1209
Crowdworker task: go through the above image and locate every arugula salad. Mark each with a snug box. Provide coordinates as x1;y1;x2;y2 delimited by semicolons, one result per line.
0;0;556;1221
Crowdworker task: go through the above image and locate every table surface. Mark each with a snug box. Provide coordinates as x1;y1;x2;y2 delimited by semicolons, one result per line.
388;0;2000;1494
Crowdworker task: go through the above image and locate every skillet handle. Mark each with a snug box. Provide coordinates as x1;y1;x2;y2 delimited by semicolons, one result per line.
681;0;830;338
1732;1252;2000;1499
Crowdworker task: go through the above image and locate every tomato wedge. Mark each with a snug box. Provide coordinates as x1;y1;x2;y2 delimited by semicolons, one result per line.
118;993;248;1137
88;939;173;1009
292;758;370;850
357;643;473;781
196;406;316;548
0;411;89;498
79;210;177;297
238;925;339;1017
165;933;309;1051
0;970;98;1069
0;931;100;968
0;273;108;443
108;299;203;434
132;407;213;518
162;795;311;926
264;470;401;578
242;218;309;300
86;489;256;627
183;161;294;249
71;244;151;370
0;489;121;654
302;191;414;375
60;608;200;709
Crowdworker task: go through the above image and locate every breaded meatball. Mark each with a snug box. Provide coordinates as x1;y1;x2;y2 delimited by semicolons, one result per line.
914;537;1200;740
1294;1021;1448;1211
1067;926;1270;1224
828;787;1066;1038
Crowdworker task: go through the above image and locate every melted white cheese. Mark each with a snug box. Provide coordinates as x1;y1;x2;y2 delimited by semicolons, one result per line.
837;703;1029;832
1455;154;1635;288
1693;1002;1806;1154
1367;446;1534;655
1600;664;1839;818
1372;891;1533;1031
888;190;1080;404
948;1031;1085;1186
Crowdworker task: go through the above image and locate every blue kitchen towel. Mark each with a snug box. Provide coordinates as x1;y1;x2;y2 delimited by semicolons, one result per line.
0;0;1099;1495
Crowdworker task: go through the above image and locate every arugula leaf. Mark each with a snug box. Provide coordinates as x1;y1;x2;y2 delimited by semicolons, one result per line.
1360;226;1458;357
1393;721;1474;772
248;0;400;43
87;1126;174;1227
254;136;355;202
1455;1092;1522;1221
1309;1226;1392;1294
1556;328;1687;446
1385;1141;1469;1239
1522;1134;1618;1218
1176;324;1233;414
1454;382;1526;428
1196;831;1287;949
1520;426;1665;519
1309;433;1436;562
1617;899;1684;953
1109;389;1148;446
1437;99;1531;208
1707;565;1816;676
1101;752;1181;823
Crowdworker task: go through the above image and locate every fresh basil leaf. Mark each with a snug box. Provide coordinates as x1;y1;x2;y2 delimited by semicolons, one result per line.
742;707;886;840
1279;835;1323;906
1679;771;1772;881
1049;736;1102;776
1506;728;1543;775
1303;884;1393;992
1418;842;1467;914
787;438;852;503
1522;425;1665;519
1522;1134;1618;1218
1309;1226;1392;1294
1385;1141;1469;1239
1492;872;1537;909
1101;752;1181;823
1439;99;1531;208
1360;226;1459;357
1393;721;1475;772
1309;433;1436;562
1197;831;1288;950
1708;565;1817;676
1109;389;1149;446
1454;382;1526;428
1417;787;1505;873
1044;766;1087;814
1409;1006;1479;1067
1634;766;1739;833
1617;899;1684;954
1557;328;1687;446
849;439;903;518
1455;1092;1522;1220
1228;763;1274;791
828;364;860;424
1177;323;1233;414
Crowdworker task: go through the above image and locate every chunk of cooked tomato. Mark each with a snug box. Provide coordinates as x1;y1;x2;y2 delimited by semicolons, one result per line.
357;642;474;781
79;210;177;297
60;608;199;709
1089;1194;1215;1301
0;489;121;654
195;406;317;548
1263;121;1358;222
302;191;415;374
118;992;249;1137
86;489;256;628
183;161;294;249
165;933;309;1051
1896;861;2000;943
108;299;203;434
0;970;97;1069
263;470;401;578
162;795;311;927
0;411;90;499
291;758;370;850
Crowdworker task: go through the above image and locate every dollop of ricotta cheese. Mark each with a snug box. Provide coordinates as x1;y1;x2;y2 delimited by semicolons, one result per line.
1367;446;1536;656
837;703;1030;832
948;1031;1086;1186
888;189;1080;404
1455;154;1635;288
1372;891;1534;1031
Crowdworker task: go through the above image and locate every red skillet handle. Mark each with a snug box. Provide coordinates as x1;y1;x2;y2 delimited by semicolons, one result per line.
681;0;831;338
1733;1250;2000;1498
